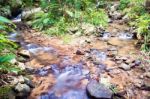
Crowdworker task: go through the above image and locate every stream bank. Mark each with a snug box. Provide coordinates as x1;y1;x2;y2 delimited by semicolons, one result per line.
3;2;150;99
7;19;149;99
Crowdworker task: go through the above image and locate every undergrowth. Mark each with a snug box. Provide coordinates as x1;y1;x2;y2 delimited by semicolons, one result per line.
28;0;109;36
119;0;150;51
0;16;20;73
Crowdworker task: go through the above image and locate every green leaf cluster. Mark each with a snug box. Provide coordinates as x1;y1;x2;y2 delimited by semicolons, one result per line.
0;16;20;73
30;0;108;35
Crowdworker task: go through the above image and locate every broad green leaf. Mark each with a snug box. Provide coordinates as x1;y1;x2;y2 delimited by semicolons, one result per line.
0;54;15;63
0;16;12;24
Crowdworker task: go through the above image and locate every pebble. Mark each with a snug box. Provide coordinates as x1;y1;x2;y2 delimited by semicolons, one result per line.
119;63;131;71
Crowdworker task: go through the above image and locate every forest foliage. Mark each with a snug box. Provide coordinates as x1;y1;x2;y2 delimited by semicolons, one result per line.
119;0;150;51
0;0;149;52
0;16;20;73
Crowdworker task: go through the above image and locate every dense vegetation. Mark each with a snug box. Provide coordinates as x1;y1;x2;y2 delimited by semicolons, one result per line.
0;0;149;74
119;0;150;51
0;0;149;98
0;16;20;73
0;0;149;73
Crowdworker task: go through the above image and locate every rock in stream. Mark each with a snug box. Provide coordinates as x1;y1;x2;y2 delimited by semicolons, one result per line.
87;80;113;99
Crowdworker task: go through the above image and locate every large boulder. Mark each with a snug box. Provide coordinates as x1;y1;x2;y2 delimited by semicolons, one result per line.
18;49;31;58
87;80;113;99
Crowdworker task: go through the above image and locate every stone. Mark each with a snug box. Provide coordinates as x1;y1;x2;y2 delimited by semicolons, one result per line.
119;63;131;71
24;77;35;88
21;7;42;20
11;77;19;85
133;79;143;88
122;14;129;23
16;62;26;70
25;66;35;74
74;31;82;36
87;80;112;99
76;50;84;55
107;51;118;57
18;50;31;58
144;72;150;78
107;47;117;51
14;83;31;93
69;27;78;33
112;11;122;20
17;56;27;62
18;76;25;83
110;3;119;12
81;23;96;35
133;60;141;66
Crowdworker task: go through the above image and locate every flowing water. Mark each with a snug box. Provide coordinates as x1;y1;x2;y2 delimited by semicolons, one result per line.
8;16;149;99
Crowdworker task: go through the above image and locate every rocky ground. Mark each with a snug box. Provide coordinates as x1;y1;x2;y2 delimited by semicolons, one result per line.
1;2;150;99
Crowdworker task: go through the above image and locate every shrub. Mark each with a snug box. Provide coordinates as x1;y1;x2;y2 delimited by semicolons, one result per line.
118;0;130;10
29;0;108;35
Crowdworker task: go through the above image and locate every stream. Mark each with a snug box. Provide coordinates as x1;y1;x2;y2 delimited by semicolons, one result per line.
8;14;150;99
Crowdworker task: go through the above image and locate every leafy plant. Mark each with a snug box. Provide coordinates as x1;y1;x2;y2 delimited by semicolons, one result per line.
83;9;108;27
137;14;150;51
31;12;56;30
122;0;150;51
0;16;20;73
118;0;130;10
29;0;108;35
0;54;15;63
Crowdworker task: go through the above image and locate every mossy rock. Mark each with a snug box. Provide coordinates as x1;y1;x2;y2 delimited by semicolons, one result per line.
0;86;13;99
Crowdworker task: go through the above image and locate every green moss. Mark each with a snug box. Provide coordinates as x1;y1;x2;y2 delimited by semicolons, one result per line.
0;86;12;96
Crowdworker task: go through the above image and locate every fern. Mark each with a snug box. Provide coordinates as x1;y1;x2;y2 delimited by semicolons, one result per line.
0;54;15;63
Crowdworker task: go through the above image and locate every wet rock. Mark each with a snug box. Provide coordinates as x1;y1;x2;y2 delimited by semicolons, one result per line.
119;63;131;71
133;60;141;66
76;50;84;55
24;77;35;88
118;32;133;40
14;83;31;93
87;80;112;99
18;50;31;58
100;32;111;40
90;49;107;62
